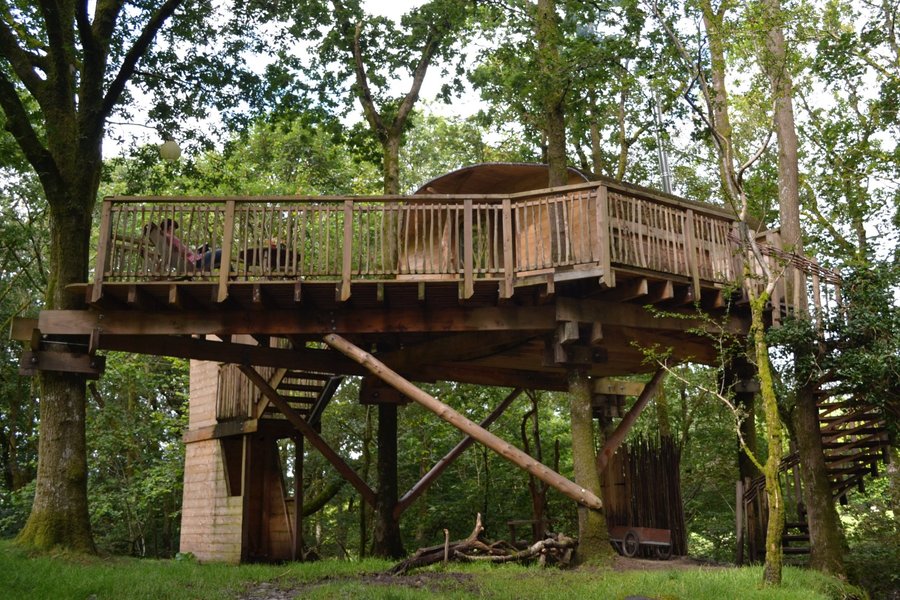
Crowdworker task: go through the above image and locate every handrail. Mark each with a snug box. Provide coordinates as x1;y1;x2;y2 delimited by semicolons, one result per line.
96;183;836;313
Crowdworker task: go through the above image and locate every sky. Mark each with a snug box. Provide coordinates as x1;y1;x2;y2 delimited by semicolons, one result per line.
107;0;477;157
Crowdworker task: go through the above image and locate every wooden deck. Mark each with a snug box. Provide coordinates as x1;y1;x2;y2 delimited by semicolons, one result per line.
22;179;840;390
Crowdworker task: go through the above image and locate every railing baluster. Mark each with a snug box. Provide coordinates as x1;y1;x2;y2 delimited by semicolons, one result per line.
340;199;353;300
462;199;474;299
217;200;235;303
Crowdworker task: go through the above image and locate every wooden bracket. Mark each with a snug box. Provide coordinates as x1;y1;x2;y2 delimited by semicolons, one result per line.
19;350;106;379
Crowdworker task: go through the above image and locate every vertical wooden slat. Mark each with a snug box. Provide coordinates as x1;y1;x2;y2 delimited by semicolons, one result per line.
91;199;114;303
597;185;614;287
684;209;700;300
462;199;474;299
340;200;353;301
501;198;514;298
217;200;236;303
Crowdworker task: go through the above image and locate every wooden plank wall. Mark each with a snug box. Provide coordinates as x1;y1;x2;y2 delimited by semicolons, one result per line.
600;436;687;556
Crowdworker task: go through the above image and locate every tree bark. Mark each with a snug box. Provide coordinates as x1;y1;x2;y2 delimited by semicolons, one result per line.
793;384;846;575
568;370;612;564
762;0;846;576
752;295;784;586
372;403;404;558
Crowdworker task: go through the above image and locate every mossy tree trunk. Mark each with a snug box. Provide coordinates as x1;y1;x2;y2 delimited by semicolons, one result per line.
751;295;784;586
568;370;613;564
1;0;184;553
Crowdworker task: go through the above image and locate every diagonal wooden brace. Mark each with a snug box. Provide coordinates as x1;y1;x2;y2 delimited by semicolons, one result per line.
596;368;667;472
323;334;603;511
394;387;525;519
238;365;376;507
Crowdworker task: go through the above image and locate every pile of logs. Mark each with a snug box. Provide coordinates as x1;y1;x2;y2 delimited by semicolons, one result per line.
390;514;577;575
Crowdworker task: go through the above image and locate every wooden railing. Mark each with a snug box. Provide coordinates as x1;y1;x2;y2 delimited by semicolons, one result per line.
92;181;837;314
94;182;742;291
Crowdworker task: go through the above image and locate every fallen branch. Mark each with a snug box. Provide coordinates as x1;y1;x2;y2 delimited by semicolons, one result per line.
389;514;576;574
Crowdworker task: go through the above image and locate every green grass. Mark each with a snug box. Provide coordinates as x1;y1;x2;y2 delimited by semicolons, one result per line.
0;540;864;600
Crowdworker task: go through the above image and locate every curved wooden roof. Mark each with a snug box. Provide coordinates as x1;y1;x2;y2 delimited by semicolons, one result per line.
414;163;591;195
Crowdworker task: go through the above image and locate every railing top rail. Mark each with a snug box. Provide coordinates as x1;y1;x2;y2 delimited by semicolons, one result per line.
103;180;738;221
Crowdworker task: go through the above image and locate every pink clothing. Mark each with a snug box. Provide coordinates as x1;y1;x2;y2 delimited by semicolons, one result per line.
161;228;200;263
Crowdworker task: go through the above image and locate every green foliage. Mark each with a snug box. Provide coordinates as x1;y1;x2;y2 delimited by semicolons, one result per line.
838;474;899;600
87;354;189;557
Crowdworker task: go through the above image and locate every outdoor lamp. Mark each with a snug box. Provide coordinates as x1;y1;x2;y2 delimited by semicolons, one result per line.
159;138;181;161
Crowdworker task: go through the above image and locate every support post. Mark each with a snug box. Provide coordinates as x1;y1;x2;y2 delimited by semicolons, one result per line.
324;334;602;510
372;403;404;558
736;479;745;565
293;435;304;561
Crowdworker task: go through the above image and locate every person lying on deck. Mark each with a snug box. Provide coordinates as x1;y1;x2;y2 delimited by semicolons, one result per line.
157;218;223;269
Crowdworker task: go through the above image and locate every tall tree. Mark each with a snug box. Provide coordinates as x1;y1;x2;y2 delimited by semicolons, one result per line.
654;0;790;584
757;0;845;577
0;0;252;552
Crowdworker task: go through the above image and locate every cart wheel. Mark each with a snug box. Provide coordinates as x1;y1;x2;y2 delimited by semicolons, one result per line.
655;544;672;560
622;530;639;558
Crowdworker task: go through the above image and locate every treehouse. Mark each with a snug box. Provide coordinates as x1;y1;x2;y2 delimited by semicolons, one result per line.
14;163;847;563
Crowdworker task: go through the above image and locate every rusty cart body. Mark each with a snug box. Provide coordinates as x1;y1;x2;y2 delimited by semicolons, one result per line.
609;525;673;560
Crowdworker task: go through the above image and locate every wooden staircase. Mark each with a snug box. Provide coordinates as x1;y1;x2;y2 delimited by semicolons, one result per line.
260;370;344;426
740;390;890;560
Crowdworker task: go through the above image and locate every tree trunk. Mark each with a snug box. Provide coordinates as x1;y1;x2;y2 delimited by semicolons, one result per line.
17;185;96;553
752;295;784;586
761;0;801;254
535;0;568;268
568;370;612;564
383;135;402;196
793;384;846;576
372;403;404;558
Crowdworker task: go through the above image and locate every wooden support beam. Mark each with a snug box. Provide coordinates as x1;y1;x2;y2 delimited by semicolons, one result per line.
91;200;113;304
38;298;748;338
646;280;675;304
9;317;38;342
324;333;603;510
596;369;666;472
182;419;260;444
593;378;645;397
602;277;648;303
556;321;580;345
238;365;376;507
462;199;474;300
94;334;365;374
126;285;161;310
19;350;105;379
254;367;288;417
376;331;537;371
395;388;524;518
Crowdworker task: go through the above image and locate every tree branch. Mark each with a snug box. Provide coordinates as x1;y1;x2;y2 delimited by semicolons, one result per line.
393;24;444;133
0;18;48;99
101;0;183;120
351;21;386;139
0;71;61;192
